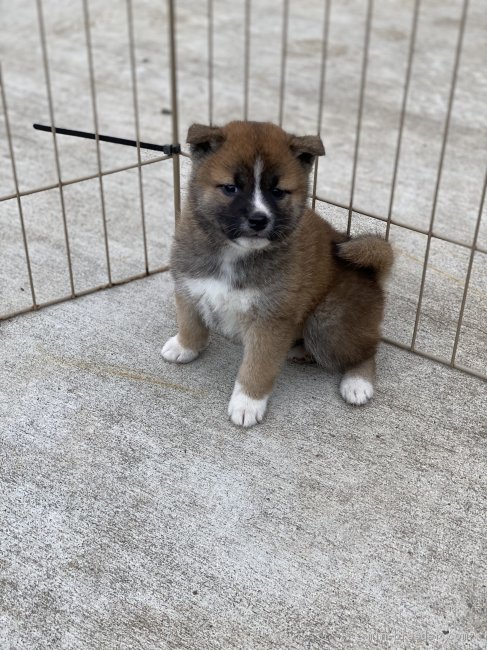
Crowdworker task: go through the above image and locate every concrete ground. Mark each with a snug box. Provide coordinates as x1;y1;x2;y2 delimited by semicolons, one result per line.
1;0;486;648
1;272;486;649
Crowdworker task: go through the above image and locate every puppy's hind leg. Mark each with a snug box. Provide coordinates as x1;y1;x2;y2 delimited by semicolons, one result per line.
340;357;375;406
303;270;383;405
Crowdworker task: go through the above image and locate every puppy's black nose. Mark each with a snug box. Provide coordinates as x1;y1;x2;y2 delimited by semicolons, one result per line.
248;212;269;231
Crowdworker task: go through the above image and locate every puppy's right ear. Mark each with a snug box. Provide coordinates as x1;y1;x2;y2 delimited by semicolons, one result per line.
186;123;225;159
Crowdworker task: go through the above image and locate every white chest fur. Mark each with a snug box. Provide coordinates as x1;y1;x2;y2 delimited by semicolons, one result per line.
182;276;259;340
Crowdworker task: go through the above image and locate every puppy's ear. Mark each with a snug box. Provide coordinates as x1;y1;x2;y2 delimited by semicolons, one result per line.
289;134;325;168
187;123;225;159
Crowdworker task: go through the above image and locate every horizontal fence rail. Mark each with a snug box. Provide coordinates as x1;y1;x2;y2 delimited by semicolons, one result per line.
0;0;485;381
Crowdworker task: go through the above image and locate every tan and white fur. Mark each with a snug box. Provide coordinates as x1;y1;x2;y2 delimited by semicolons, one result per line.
162;121;393;427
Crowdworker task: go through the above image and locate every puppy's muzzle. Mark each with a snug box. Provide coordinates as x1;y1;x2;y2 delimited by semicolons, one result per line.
248;212;269;232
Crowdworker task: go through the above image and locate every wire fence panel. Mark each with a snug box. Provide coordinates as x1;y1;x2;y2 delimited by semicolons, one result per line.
0;0;176;320
0;0;485;380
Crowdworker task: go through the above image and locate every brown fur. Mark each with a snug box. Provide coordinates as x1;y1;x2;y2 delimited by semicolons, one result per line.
165;121;393;423
175;292;209;352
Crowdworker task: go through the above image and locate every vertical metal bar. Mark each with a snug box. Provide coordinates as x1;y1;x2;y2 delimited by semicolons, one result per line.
167;0;181;220
0;65;37;308
278;0;290;127
126;0;149;274
312;0;331;210
450;169;487;365
347;0;373;236
243;0;251;120
36;0;75;296
385;0;421;241
208;0;214;125
410;0;469;350
82;0;112;285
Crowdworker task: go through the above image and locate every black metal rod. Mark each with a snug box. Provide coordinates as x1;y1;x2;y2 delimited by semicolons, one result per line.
33;123;179;154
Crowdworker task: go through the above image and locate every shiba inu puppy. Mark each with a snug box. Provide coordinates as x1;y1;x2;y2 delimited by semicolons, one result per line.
162;121;393;427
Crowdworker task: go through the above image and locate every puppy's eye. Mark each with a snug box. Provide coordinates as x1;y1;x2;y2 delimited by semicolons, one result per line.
220;184;238;196
271;187;286;199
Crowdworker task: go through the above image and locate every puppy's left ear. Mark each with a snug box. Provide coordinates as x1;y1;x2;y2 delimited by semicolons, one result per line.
289;134;325;168
187;123;225;159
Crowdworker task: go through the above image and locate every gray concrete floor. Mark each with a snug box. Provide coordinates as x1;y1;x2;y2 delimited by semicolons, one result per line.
1;273;486;649
1;0;487;647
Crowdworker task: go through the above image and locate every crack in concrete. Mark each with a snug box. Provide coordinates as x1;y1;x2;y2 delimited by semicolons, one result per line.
40;350;206;397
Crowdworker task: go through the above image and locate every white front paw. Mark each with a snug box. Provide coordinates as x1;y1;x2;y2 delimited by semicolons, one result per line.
340;376;374;405
228;382;269;428
161;335;199;364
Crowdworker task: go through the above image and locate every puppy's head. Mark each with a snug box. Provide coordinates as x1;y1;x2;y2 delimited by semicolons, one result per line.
186;121;324;250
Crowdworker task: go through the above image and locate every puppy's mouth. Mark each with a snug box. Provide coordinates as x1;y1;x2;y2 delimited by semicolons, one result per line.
230;236;270;251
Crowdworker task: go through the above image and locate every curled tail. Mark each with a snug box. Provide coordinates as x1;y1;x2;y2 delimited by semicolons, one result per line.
335;235;394;283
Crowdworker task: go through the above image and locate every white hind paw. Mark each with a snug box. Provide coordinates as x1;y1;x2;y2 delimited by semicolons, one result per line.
161;335;199;364
340;376;374;405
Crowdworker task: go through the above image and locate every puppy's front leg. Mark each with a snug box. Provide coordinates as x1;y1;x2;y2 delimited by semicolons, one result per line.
228;323;295;428
162;291;209;363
